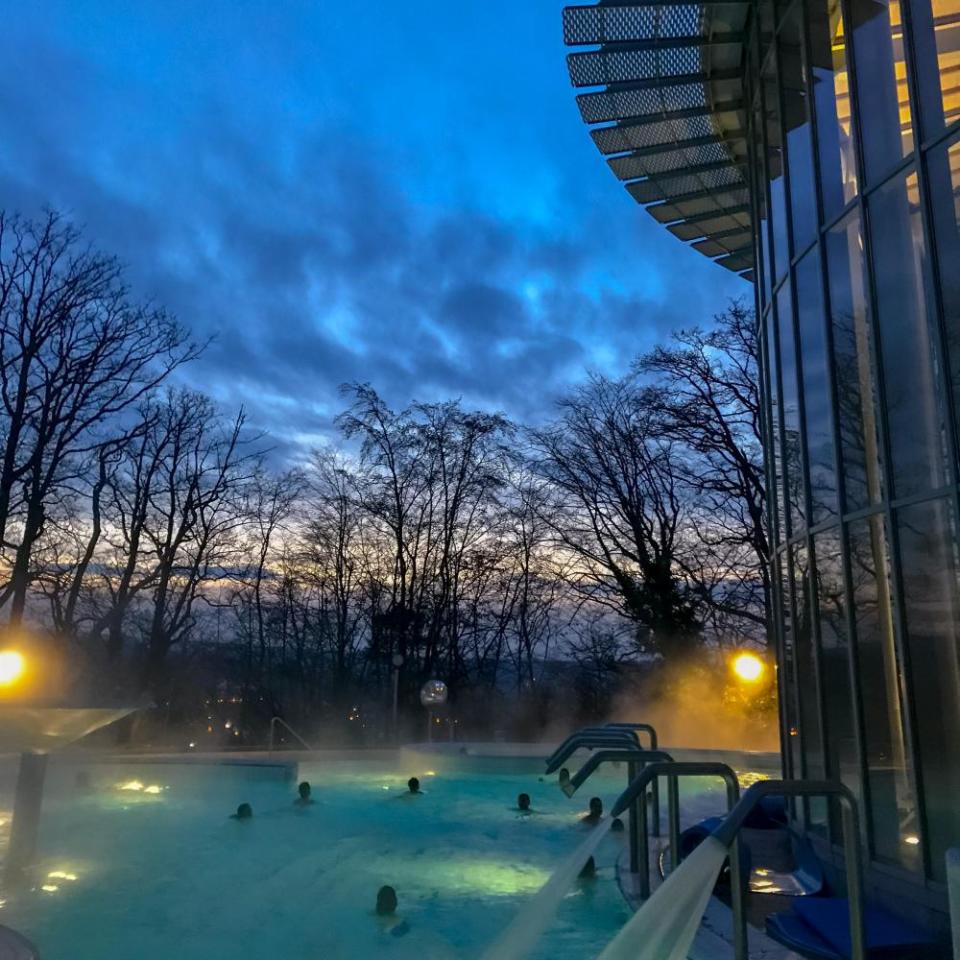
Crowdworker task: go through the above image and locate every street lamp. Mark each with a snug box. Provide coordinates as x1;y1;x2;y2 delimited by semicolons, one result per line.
420;679;448;743
391;653;403;743
0;650;26;687
731;651;765;684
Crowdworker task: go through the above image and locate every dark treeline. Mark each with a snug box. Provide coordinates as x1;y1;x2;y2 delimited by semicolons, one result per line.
0;213;770;746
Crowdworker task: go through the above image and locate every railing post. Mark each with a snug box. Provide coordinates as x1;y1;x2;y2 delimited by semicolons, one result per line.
627;760;640;874
841;797;866;960
268;717;276;754
725;776;747;960
668;774;681;872
637;780;650;897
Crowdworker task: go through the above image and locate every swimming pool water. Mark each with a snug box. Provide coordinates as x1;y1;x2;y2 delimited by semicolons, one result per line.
0;757;726;959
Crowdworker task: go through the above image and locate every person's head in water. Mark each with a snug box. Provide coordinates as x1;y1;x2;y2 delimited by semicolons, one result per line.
611;816;625;833
583;796;603;821
233;802;252;820
297;781;311;803
578;856;597;879
407;777;420;794
517;792;531;812
376;885;398;916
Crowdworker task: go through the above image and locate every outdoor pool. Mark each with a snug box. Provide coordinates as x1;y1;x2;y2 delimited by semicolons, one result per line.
0;753;730;959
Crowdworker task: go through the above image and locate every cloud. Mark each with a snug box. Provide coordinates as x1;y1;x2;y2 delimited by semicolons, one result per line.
0;1;748;462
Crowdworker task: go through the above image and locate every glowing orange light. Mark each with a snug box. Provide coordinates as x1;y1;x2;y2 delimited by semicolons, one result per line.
732;652;765;683
0;651;25;686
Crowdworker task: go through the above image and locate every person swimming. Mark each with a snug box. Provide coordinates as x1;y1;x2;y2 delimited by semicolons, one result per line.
517;792;531;813
231;802;253;820
611;816;625;833
375;885;410;937
581;796;603;824
376;886;398;915
295;781;314;806
407;777;421;794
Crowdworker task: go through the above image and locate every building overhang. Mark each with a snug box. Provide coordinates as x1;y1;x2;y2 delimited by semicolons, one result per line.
563;2;755;281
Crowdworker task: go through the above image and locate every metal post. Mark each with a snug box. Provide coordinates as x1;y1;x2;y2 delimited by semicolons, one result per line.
427;709;433;743
726;779;748;960
7;752;48;878
841;798;866;960
627;760;639;874
637;779;650;898
668;774;681;872
392;667;400;741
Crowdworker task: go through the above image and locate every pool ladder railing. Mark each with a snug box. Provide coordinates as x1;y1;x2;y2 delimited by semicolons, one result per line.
267;716;314;753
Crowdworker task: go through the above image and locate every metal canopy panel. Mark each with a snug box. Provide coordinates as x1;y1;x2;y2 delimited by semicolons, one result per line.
563;0;754;280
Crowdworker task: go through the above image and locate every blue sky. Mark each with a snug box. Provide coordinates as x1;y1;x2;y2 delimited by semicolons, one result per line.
0;0;746;455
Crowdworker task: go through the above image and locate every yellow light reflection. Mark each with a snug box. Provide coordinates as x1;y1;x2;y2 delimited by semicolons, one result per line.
40;884;58;893
904;835;920;845
47;870;77;881
118;780;144;792
732;652;765;683
0;651;25;686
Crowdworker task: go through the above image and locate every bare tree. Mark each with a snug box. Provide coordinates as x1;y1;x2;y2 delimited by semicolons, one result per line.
0;212;199;623
638;302;770;640
530;373;700;658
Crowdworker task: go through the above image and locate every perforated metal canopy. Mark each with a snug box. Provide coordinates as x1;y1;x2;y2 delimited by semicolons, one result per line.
563;2;754;281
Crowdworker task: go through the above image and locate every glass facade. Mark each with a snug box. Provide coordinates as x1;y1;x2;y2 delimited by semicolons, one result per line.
750;0;960;887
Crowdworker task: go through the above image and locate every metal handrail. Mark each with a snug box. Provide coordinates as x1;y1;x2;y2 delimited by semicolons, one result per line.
604;722;658;751
267;716;313;753
561;748;674;872
611;760;745;960
544;731;640;774
710;780;866;960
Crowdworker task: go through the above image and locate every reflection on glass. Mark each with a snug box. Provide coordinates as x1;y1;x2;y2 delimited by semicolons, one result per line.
911;0;960;136
848;516;919;869
754;101;774;303
796;250;838;525
763;312;786;547
778;284;805;534
813;528;860;842
808;0;858;216
870;170;947;499
826;213;883;512
764;57;790;281
793;541;827;831
927;136;960;455
849;0;913;181
780;9;818;250
897;498;960;882
779;555;802;782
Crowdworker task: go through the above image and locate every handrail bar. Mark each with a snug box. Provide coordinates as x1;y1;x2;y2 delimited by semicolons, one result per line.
604;722;658;751
561;748;674;796
611;760;746;960
544;731;640;773
710;779;865;960
545;728;640;768
268;716;314;753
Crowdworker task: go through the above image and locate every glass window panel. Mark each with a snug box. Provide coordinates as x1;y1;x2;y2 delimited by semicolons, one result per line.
754;101;774;305
848;515;919;869
778;283;805;534
764;56;790;281
796;250;839;525
909;0;960;137
779;553;803;781
808;0;858;217
870;170;948;499
849;0;913;181
897;498;960;881
928;135;960;466
765;309;787;547
793;540;828;831
780;9;819;250
826;212;884;511
813;528;861;840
